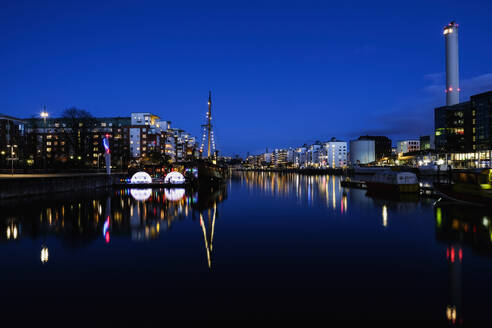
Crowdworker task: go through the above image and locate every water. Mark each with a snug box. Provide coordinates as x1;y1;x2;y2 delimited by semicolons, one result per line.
1;172;492;323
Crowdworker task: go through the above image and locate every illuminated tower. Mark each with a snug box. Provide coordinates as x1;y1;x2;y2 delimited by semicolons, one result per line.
443;21;460;106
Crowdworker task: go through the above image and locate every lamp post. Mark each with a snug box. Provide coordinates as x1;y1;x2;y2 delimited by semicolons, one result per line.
6;144;18;175
40;108;49;169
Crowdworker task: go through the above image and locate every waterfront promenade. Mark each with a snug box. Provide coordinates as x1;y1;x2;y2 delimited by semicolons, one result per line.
0;173;112;179
0;173;122;199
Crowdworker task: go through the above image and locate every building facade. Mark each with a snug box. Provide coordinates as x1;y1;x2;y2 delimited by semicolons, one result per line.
358;135;392;160
397;140;420;155
420;135;435;151
0;114;26;167
319;140;347;168
349;139;375;165
434;91;492;167
0;111;198;170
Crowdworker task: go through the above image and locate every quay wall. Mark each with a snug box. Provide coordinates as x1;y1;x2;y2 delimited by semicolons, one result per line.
0;174;124;199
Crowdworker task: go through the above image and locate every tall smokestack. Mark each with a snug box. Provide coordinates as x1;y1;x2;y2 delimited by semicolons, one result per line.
444;21;460;106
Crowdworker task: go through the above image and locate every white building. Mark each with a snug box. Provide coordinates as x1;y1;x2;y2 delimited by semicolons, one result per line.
263;152;272;164
349;139;375;165
307;144;322;166
320;141;347;168
294;147;307;167
397;140;420;155
130;113;161;158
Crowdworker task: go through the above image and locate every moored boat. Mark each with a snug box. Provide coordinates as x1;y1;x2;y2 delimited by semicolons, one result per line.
418;163;452;176
365;170;419;193
195;91;228;185
197;159;228;185
434;169;492;207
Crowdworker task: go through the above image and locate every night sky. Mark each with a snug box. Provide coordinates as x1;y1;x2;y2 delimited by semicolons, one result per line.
1;0;492;156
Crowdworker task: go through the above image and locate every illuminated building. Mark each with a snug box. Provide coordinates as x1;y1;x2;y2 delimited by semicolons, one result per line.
307;143;322;167
419;135;435;151
262;152;273;164
130;112;165;159
272;148;293;167
0;114;26;167
434;20;492;167
294;146;307;168
319;140;347;168
396;140;420;156
24;116;131;168
2;112;198;168
435;91;492;167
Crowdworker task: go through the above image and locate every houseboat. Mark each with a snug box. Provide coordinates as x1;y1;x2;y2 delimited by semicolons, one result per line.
366;170;419;193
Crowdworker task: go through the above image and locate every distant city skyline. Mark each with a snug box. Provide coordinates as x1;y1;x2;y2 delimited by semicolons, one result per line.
2;0;492;156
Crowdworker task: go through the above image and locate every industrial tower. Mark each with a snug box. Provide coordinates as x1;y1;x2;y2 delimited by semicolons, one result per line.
444;21;460;106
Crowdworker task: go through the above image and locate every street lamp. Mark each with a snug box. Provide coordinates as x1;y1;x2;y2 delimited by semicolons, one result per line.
40;108;49;169
6;144;18;175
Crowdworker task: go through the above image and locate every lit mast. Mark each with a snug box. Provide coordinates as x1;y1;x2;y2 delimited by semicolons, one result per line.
200;91;215;158
207;91;212;158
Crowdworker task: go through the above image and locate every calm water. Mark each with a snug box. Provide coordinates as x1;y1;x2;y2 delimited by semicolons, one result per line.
1;172;492;323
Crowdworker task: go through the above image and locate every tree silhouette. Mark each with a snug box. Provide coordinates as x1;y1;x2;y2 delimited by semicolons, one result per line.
61;107;97;166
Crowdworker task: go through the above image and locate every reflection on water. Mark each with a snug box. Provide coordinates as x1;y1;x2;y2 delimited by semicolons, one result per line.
2;172;492;322
435;204;492;325
0;185;227;269
235;171;349;212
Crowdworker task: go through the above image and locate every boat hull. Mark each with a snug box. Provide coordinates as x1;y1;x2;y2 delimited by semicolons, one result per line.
366;182;419;193
197;161;228;185
434;184;492;207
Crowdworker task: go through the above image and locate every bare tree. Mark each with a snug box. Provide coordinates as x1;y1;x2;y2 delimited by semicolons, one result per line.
61;107;97;166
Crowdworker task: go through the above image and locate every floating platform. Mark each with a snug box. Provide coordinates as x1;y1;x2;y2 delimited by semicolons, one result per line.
341;179;438;198
340;179;366;189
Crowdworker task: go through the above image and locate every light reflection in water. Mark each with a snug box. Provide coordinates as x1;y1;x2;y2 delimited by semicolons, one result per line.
236;171;348;213
434;204;492;325
0;186;227;269
1;173;492;321
40;246;48;264
130;188;152;201
382;205;388;228
164;188;185;202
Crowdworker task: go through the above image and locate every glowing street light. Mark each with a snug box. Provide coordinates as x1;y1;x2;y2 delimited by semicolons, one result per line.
40;110;49;120
40;107;49;169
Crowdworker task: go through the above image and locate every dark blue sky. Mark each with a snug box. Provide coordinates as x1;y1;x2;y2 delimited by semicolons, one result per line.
2;0;492;155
